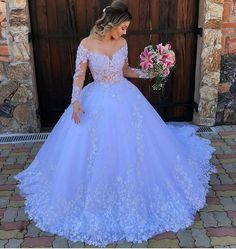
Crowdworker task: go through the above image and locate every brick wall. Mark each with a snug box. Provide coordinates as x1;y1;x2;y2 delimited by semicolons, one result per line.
216;0;236;124
222;0;236;54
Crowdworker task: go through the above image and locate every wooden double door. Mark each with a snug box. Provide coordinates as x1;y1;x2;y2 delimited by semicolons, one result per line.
29;0;200;127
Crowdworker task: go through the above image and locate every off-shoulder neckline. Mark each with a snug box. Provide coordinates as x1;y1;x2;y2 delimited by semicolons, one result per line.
79;43;127;61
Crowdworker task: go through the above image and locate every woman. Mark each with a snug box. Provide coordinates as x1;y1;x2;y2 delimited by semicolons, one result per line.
15;0;216;247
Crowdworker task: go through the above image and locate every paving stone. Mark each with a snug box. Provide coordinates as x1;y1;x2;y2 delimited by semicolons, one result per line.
147;239;179;248
0;175;9;184
222;164;236;171
203;204;224;212
225;139;236;146
216;190;236;197
220;158;236;164
22;236;55;247
15;207;28;221
5;238;23;247
151;231;176;240
207;227;236;237
131;241;148;248
211;236;236;246
214;126;225;132
0;150;10;157
5;157;17;164
39;230;54;236
116;241;133;248
53;236;69;247
220;197;236;211
0;229;24;239
106;243;117;248
25;223;41;237
68;240;85;248
214;147;224;154
0;220;29;230
6;175;18;184
200;212;218;227
176;229;194;247
190;220;204;229
206;189;216;197
191;228;211;247
212;211;232;226
218;173;234;184
221;126;235;132
23;142;35;148
0;240;8;247
16;156;27;164
14;187;21;195
221;145;234;154
1;207;18;222
0;190;14;196
1;169;21;175
8;200;24;208
210;174;221;185
0;196;10;208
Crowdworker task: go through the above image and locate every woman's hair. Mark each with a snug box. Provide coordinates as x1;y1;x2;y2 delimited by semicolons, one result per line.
90;0;132;37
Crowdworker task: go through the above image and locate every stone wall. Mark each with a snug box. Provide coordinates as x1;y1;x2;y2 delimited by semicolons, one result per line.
0;0;39;133
216;0;236;124
193;0;223;126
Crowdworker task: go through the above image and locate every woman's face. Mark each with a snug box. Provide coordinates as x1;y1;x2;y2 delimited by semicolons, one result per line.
110;20;130;39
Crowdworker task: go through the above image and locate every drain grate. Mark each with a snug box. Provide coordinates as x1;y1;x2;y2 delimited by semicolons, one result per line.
0;133;49;144
196;126;215;133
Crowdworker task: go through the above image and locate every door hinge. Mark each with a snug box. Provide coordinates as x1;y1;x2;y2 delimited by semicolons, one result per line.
197;27;203;37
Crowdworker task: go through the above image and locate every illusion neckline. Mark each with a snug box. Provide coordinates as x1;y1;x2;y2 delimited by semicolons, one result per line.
79;43;127;61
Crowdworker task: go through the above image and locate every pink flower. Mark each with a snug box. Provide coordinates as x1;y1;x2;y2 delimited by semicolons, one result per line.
140;48;155;70
161;53;175;67
156;43;164;55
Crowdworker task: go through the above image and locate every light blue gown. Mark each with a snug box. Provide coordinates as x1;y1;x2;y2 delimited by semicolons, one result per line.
15;43;216;247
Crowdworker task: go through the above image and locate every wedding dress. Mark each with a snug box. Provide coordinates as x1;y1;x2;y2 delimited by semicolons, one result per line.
15;42;216;247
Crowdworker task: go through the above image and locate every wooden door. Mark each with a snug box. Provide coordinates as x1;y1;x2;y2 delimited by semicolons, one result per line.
29;0;200;127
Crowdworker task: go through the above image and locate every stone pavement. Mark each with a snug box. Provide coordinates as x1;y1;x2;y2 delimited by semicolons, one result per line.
0;125;236;248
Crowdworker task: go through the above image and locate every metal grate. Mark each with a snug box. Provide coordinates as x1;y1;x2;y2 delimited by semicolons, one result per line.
196;126;215;133
0;133;49;144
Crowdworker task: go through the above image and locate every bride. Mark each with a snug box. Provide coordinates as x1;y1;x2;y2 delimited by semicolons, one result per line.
15;0;216;247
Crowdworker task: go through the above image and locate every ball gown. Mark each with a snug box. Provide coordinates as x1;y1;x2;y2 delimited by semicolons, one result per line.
14;42;216;247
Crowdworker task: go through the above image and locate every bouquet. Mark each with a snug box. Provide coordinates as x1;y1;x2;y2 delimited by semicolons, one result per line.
140;43;176;91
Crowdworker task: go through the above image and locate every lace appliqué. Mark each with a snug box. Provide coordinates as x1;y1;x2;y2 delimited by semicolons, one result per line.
123;47;149;79
73;44;89;82
71;84;82;104
129;67;150;79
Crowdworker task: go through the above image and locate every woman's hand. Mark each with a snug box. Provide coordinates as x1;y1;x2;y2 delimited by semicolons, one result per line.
72;101;85;124
149;71;157;79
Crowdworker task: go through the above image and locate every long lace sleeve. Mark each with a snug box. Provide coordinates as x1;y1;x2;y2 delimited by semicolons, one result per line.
123;43;150;79
71;44;89;104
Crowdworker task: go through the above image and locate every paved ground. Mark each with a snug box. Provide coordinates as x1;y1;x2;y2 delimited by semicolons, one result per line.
0;125;236;248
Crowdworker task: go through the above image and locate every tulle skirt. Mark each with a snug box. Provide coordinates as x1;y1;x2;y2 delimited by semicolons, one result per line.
15;79;216;247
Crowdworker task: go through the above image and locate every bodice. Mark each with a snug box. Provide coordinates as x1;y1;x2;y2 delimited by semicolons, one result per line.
79;44;128;83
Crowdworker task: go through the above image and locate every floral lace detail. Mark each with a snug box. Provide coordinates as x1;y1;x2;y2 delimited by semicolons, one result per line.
129;67;149;79
80;44;127;83
73;45;89;82
71;84;82;104
14;41;217;248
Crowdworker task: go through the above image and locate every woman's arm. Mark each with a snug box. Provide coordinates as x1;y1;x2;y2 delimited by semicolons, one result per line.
122;39;151;79
71;40;89;105
123;60;150;79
